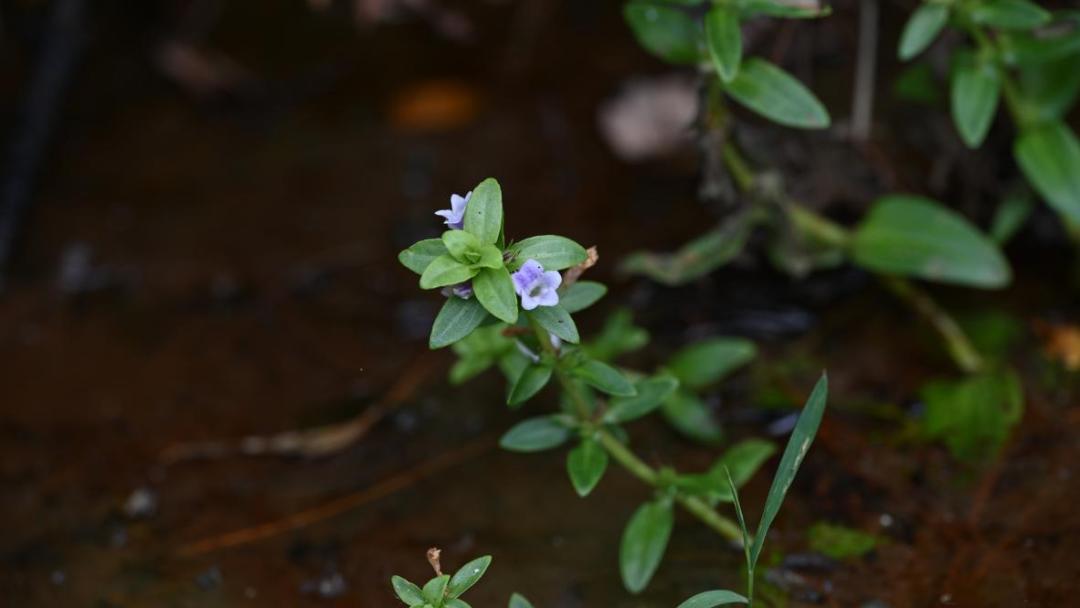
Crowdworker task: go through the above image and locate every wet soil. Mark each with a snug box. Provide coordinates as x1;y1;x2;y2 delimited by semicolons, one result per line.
1;1;1078;606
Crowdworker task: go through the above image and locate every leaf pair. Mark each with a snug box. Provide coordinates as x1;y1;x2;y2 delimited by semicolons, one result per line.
391;555;492;608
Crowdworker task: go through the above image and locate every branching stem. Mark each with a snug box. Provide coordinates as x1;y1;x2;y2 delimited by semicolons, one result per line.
528;318;744;544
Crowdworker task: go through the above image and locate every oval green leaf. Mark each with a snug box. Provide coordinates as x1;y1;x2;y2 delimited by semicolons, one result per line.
463;178;503;245
473;266;519;323
572;360;637;397
399;239;449;275
507;364;553;407
419;254;479;290
619;500;674;593
448;555;492;599
559;281;607;313
623;2;703;65
665;337;757;390
898;4;949;60
705;6;742;82
604;376;680;423
567;437;609;497
661;389;723;444
508;593;535;608
508;235;587;271
499;416;573;452
951;58;1001;148
851;195;1011;288
422;575;450;604
430;296;489;349
676;589;750;608
971;0;1050;30
529;305;579;344
1014;121;1080;228
391;576;425;605
724;58;830;129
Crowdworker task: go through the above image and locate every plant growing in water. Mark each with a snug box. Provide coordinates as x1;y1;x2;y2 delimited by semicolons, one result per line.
395;177;829;603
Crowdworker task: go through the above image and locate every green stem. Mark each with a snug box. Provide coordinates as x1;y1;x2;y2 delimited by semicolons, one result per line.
881;276;985;374
528;317;744;544
719;138;985;374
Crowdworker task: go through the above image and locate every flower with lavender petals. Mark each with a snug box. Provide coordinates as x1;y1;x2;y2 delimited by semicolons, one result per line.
434;191;472;229
511;259;561;310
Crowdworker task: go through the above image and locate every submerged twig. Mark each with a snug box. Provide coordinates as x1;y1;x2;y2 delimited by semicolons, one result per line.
160;353;436;463
176;435;493;557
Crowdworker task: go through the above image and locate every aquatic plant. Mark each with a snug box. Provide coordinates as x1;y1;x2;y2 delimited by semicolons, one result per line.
396;178;829;602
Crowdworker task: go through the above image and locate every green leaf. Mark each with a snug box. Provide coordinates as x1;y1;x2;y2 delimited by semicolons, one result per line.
898;4;949;60
1001;15;1080;66
807;522;881;560
583;309;650;362
573;360;637;397
1015;121;1080;228
567;437;609;497
559;281;607;313
705;6;742;82
676;589;750;608
619;211;757;285
500;416;573;452
665;337;757;390
623;2;703;65
851;195;1012;288
448;555;492;599
508;235;587;271
1017;54;1080;124
473;267;519;323
921;369;1023;461
989;190;1034;244
422;574;450;604
749;373;828;568
420;255;479;290
463;178;503;245
442;229;482;262
400;239;449;275
430;297;489;349
951;57;1001;148
392;576;425;605
894;63;942;104
724;58;830;129
619;500;674;593
475;244;504;269
661;390;723;445
971;0;1050;30
508;593;535;608
507;364;554;407
446;600;472;608
528;305;579;344
736;0;828;19
604;376;680;423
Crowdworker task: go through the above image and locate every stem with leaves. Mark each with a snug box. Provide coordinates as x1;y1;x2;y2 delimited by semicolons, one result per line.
528;318;745;543
716;120;984;374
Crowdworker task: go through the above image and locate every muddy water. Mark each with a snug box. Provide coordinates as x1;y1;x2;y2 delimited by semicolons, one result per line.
2;1;1079;607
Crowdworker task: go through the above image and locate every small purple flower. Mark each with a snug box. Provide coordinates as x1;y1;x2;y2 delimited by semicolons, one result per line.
435;191;472;229
511;259;561;310
441;282;473;299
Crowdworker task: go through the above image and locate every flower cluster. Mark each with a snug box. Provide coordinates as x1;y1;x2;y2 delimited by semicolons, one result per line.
398;178;588;349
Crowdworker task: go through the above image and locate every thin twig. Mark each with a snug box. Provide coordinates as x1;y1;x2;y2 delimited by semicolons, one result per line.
160;353;436;463
176;435;493;557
